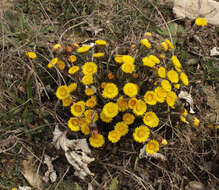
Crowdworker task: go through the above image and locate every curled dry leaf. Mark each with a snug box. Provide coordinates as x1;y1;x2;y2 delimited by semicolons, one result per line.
22;155;43;190
52;126;95;179
210;47;219;57
43;154;57;183
185;181;205;190
178;91;195;114
139;145;167;161
18;186;32;190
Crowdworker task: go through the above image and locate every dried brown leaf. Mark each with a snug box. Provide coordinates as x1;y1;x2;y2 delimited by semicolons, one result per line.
21;155;43;190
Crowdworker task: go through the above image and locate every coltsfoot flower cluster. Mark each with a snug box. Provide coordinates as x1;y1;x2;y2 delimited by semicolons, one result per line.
28;34;201;155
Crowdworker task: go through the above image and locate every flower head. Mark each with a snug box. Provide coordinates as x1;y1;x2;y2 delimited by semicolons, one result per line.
102;83;118;99
68;66;79;75
157;66;166;78
89;133;105;148
133;125;150;143
122;113;135;125
95;40;107;46
80;121;90;135
93;52;105;58
166;91;177;108
195;17;207;26
128;97;138;109
68;117;80;131
84;109;98;123
171;56;182;72
144;91;157;105
108;130;121;143
161;42;168;51
26;51;37;59
180;72;189;86
148;55;160;64
121;62;135;73
193;117;200;127
81;74;94;85
48;57;58;68
57;60;65;70
174;84;180;89
133;99;147;116
143;111;159;128
100;111;112;123
144;32;152;37
82;62;98;75
56;85;69;100
77;45;91;53
165;39;174;49
86;95;97;108
123;83;138;97
62;96;73;107
70;101;85;117
122;55;135;65
142;57;155;67
114;122;129;137
145;140;159;154
167;70;179;83
68;55;77;63
107;72;115;80
85;87;96;96
114;55;123;64
155;86;167;103
102;102;119;118
115;96;128;112
68;82;77;92
53;44;62;51
161;79;172;92
141;39;151;48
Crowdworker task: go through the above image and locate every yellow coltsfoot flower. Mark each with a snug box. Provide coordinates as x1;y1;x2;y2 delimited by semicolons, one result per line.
89;133;105;148
122;113;135;125
102;83;118;99
123;83;138;98
77;45;91;53
144;91;157;105
26;51;37;59
82;62;98;75
145;140;159;154
56;85;69;100
102;102;119;118
141;38;151;48
133;125;150;143
143;111;159;128
114;122;129;137
167;70;179;83
70;101;85;117
195;17;207;26
68;117;80;132
108;130;121;143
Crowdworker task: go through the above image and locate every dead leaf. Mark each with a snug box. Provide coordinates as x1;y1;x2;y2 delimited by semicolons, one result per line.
18;186;32;190
178;91;195;114
52;126;95;179
173;0;219;26
210;47;219;56
185;181;205;190
21;155;43;189
43;154;57;183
